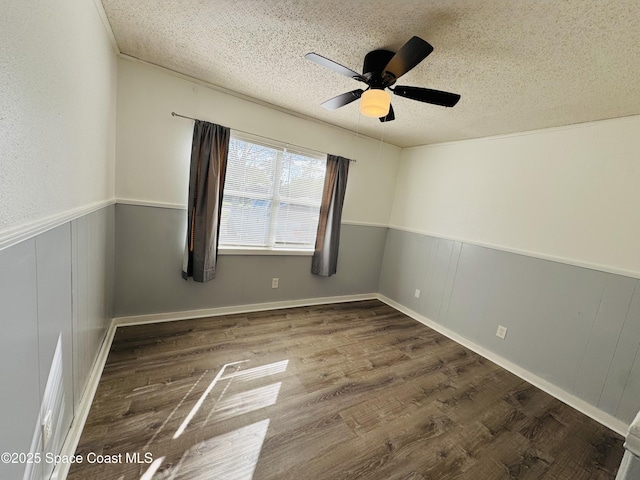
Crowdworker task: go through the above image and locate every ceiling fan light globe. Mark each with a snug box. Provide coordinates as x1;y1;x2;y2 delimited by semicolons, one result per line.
360;89;391;117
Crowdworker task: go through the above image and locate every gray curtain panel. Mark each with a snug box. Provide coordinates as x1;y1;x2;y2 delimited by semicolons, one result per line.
182;120;230;282
311;154;351;277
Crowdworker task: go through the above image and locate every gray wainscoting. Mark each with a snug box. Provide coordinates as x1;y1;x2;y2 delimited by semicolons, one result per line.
379;228;640;424
113;204;386;317
71;207;115;404
0;240;41;480
0;206;114;480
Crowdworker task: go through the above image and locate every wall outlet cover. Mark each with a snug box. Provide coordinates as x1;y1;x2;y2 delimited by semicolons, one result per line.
496;325;508;340
414;289;421;298
271;278;279;289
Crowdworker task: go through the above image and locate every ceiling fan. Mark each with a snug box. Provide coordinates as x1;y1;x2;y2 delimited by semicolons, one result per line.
305;36;460;122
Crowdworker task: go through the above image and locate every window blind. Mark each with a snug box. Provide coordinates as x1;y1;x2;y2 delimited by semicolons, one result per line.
219;134;326;249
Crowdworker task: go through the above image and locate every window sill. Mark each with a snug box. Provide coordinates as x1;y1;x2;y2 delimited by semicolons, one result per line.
218;247;314;257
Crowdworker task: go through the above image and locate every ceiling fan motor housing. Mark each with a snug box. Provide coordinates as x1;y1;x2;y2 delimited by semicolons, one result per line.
363;50;395;88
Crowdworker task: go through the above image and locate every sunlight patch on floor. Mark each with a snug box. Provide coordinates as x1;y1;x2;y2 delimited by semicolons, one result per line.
173;360;247;439
162;420;271;480
138;359;288;478
144;370;209;449
221;360;289;382
140;456;165;480
206;382;282;424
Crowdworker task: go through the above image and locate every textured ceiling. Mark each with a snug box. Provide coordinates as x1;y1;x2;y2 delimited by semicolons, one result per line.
101;0;640;147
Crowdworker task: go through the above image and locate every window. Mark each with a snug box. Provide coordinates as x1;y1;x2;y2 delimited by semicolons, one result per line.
219;133;326;251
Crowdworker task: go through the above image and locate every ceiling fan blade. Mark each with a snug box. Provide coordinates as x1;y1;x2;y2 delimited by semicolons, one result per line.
393;86;460;107
321;89;365;110
379;104;395;122
305;53;367;82
382;36;434;83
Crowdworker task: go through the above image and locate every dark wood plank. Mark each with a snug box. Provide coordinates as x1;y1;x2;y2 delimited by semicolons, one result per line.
68;300;624;479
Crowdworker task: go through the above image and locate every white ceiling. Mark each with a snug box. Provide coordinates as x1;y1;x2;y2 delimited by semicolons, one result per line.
100;0;640;147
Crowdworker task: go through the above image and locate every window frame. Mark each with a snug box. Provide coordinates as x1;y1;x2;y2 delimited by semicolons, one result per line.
218;132;327;256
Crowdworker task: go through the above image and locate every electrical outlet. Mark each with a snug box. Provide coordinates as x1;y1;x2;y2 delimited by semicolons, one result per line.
271;277;279;289
414;289;421;298
496;325;508;340
42;410;52;447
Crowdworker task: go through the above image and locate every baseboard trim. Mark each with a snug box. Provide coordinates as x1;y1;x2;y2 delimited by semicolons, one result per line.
113;293;378;327
376;294;629;437
51;322;119;480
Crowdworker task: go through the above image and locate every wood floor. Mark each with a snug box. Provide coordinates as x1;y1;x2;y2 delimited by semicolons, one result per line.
69;300;624;479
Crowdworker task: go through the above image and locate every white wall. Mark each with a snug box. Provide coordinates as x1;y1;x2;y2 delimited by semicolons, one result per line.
390;115;640;277
116;58;401;226
0;0;117;236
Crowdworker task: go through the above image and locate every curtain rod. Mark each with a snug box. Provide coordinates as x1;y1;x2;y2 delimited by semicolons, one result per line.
171;112;356;162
